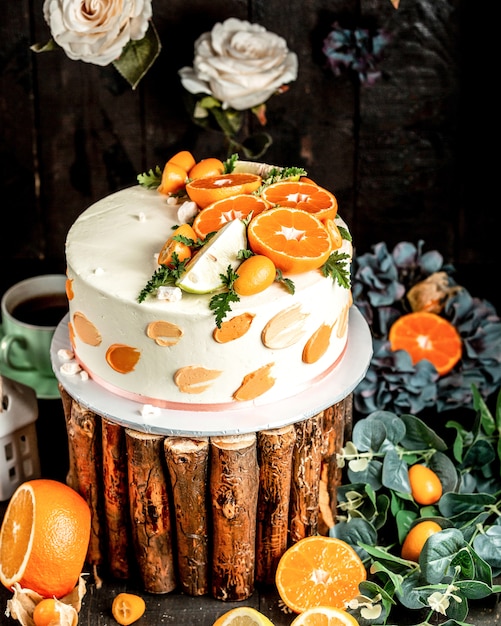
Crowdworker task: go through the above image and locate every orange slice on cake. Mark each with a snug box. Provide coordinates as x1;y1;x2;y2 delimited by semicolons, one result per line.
186;173;262;208
388;311;462;376
192;194;269;239
247;206;332;273
261;180;338;222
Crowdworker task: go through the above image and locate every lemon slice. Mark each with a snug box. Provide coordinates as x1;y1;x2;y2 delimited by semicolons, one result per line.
176;219;247;294
212;606;275;625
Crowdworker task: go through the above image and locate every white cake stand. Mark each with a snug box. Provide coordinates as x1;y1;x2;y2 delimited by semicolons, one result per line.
51;307;372;437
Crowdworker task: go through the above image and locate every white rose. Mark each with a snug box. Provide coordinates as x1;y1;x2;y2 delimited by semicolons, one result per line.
43;0;152;66
179;18;298;111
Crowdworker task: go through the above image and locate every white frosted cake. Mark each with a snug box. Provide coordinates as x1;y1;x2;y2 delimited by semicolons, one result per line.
63;159;353;410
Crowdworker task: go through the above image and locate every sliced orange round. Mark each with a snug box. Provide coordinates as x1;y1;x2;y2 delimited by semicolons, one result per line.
247;207;332;274
186;173;262;209
261;180;338;222
388;311;462;376
275;536;367;614
290;606;360;625
192;193;269;239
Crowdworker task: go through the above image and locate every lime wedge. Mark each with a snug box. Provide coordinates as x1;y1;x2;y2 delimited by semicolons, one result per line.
176;219;247;294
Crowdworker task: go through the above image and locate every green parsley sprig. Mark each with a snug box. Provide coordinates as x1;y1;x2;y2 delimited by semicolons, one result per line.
137;166;162;189
209;266;240;328
321;251;351;288
137;253;188;302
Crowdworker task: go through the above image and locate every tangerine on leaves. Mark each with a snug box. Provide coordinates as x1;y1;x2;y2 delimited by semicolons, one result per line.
388;311;462;376
0;479;91;599
408;464;443;505
261;180;338;222
275;536;367;614
401;520;442;562
247;206;332;274
186;173;262;208
234;255;276;296
192;193;269;239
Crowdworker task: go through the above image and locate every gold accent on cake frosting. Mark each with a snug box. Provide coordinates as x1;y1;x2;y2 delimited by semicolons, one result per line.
106;344;141;374
233;363;275;401
302;323;333;364
212;312;256;343
174;365;222;394
147;320;184;346
261;304;308;349
73;311;102;346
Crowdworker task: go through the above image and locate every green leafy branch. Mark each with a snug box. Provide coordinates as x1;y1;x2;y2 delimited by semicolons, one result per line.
333;386;501;625
137;253;188;302
209;266;240;328
321;251;351;288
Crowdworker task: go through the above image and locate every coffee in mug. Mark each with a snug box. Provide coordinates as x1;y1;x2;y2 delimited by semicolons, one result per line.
0;275;68;377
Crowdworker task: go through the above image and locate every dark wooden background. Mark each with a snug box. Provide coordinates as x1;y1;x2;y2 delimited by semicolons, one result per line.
1;0;498;311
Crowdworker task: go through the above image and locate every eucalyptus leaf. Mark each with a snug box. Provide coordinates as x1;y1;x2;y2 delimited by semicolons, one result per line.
450;547;475;579
429;450;460;493
382;447;411;493
352;415;387;451
395;569;428;610
330;518;377;562
399;412;448;451
461;439;496;469
438;492;496;518
454;578;495;599
347;458;383;489
366;411;407;444
473;525;501;570
420;528;466;583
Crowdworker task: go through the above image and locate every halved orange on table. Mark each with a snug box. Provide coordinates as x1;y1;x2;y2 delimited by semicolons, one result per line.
388;311;462;376
192;194;269;239
186;173;262;208
247;207;332;273
275;536;367;614
261;180;338;222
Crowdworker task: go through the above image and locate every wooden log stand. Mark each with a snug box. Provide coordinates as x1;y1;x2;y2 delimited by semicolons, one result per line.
58;383;353;601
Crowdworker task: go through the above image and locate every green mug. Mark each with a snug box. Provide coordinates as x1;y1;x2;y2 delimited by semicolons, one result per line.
0;275;68;377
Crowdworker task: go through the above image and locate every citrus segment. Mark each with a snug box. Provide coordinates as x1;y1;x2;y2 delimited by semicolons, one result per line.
290;606;360;625
401;520;442;562
388;311;462;375
0;479;91;599
186;173;262;208
176;219;247;294
275;536;367;614
192;194;269;239
408;464;443;505
247;207;332;274
261;180;338;222
212;606;275;625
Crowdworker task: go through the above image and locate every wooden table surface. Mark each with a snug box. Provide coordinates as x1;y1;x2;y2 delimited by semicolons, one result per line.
0;399;499;626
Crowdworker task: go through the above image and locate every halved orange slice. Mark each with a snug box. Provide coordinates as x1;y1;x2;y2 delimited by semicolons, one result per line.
388;311;462;376
192;194;269;239
275;536;367;614
247;207;332;273
261;180;338;222
186;173;262;208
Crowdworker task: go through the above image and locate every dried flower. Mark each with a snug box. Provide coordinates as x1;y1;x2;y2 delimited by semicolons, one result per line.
323;22;391;85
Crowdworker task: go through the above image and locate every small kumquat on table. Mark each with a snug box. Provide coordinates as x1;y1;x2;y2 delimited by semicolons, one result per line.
401;520;442;562
408;463;443;505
